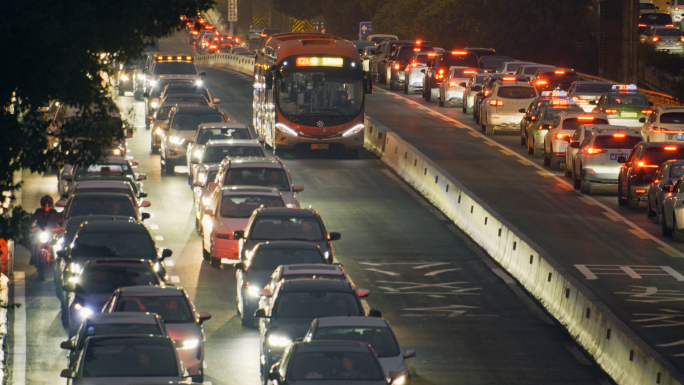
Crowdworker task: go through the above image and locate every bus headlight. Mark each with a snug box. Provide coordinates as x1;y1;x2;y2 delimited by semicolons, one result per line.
341;124;364;137
275;123;300;136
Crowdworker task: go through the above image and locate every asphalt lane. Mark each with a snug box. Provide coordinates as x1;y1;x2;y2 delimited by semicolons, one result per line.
11;34;611;385
366;83;684;372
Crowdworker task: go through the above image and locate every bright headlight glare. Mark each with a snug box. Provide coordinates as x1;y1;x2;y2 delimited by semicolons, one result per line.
196;79;203;86
267;334;292;347
150;101;159;109
112;149;122;156
39;231;49;243
180;338;200;349
69;262;81;273
202;196;212;206
275;123;300;136
79;306;94;319
155;128;162;135
391;375;406;385
169;136;185;145
154;262;161;272
248;285;261;297
342;124;364;137
150;80;159;87
120;74;130;82
68;276;80;283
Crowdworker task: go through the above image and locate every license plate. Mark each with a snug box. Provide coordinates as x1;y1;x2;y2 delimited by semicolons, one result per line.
678;133;684;141
311;144;329;150
509;117;521;123
610;154;625;160
622;112;637;118
665;42;675;45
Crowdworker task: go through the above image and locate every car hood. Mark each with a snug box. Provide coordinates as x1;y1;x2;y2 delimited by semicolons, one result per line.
169;129;197;140
75;375;182;385
244;268;275;289
165;321;202;341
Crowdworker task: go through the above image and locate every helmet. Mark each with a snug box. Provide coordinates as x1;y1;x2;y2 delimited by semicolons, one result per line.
40;195;54;209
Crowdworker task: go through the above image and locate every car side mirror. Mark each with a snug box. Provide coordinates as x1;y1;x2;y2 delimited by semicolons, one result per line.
199;71;207;76
137;173;147;181
329;232;341;241
140;201;151;208
141;213;151;220
617;157;628;163
61;174;72;182
664;185;674;192
60;369;76;379
146;116;154;122
404;350;416;359
357;289;370;298
198;311;212;323
60;340;75;350
420;69;426;73
161;248;173;259
233;230;245;239
213;98;221;104
518;108;526;113
368;308;382;318
570;141;580;148
292;183;305;192
254;308;267;318
471;85;481;91
235;262;245;270
139;192;148;198
589;100;598;105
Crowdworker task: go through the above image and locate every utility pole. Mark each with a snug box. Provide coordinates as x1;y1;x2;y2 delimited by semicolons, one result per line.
598;0;638;83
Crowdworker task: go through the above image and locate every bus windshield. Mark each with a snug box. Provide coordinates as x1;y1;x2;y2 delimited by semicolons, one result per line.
277;62;363;127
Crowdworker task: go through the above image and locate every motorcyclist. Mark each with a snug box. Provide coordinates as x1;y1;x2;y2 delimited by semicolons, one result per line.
30;195;61;267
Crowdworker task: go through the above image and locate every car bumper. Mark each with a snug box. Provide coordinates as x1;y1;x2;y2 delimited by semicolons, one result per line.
444;89;465;103
607;117;642;128
211;238;239;260
490;113;523;130
629;183;650;200
582;165;621;184
406;73;424;88
275;130;364;151
532;131;548;150
550;139;569;157
648;132;684;142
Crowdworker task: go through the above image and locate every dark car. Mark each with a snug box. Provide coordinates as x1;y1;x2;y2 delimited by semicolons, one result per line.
465;47;497;59
423;50;479;102
647;160;684;221
531;68;579;93
255;279;375;384
64;259;164;336
478;55;513;72
639;11;674;35
267;341;394;385
103;285;212;383
370;40;426;84
618;142;684;210
60;192;147;222
388;44;434;91
234;207;340;263
472;74;527;124
236;241;328;326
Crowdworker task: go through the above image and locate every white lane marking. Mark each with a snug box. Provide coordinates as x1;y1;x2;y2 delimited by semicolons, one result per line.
361;299;370;314
602;212;621;221
374;88;684;258
491;268;516;285
165;260;174;267
365;268;400;276
657;339;684;347
170;276;180;283
661;266;684;281
566;345;593;366
149;224;160;230
155;235;164;241
424;268;461;277
13;271;26;385
412;262;450;269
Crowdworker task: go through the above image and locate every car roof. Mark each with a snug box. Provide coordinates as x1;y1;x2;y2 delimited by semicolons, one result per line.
81;219;146;232
83;259;153;268
198;122;250;129
224;157;283;168
85;334;174;346
174;106;220;113
557;111;606;119
219;186;282;195
205;139;261;147
280;278;353;292
656;106;684;112
315;316;388;328
73;180;133;189
257;241;322;250
118;285;184;297
295;340;372;353
86;312;161;325
282;263;342;275
255;207;317;217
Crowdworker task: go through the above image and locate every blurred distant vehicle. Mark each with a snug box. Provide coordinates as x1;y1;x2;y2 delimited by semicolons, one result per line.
439;67;484;108
462;73;488;113
478;55;512;72
640;106;684;142
464;47;496;59
423;50;478;102
666;0;684;28
404;52;437;95
531;68;579;93
641;26;684;53
567;81;615;112
366;34;398;43
638;10;674;35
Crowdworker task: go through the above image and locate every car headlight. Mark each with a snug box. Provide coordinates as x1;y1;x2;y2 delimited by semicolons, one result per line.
267;334;292;347
247;285;261;298
68;276;80;283
137;73;146;80
154;262;161;272
150;101;159;109
69;262;81;274
39;231;50;243
120;74;130;82
155;127;163;135
342;124;364;137
196;79;203;86
111;148;122;156
391;375;406;385
74;303;93;319
275;123;300;136
178;338;200;350
201;196;212;206
169;136;185;145
150;80;159;87
54;237;64;252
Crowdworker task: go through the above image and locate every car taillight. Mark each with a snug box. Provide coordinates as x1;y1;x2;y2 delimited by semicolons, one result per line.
653;128;669;132
613;133;625;138
394;64;400;70
586;148;606;155
192;31;198;35
666;24;675;27
438;69;444;74
637;161;659;168
555;133;570;140
638;23;647;27
665;146;678;150
677;6;681;10
484;90;490;96
641;109;653;115
571;96;587;103
653;37;660;42
463;70;477;74
215;233;232;239
449;81;457;87
554;70;565;74
489;99;504;106
536;79;547;86
604;109;618;114
503;77;516;81
210;45;216;49
681;37;684;42
530;116;536;121
412;63;418;67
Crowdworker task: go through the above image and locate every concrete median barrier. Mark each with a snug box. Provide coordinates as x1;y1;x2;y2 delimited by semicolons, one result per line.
364;116;684;385
195;53;254;77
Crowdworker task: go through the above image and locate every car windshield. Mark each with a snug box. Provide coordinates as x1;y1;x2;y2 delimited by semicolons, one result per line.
72;232;155;258
197;128;251;143
640;3;656;10
171;112;225;130
250;217;323;241
68;196;135;218
79;324;163;349
223;167;290;191
74;188;135;202
82;338;177;377
115;296;194;323
250;248;326;269
523;66;554;75
640;13;673;25
670;165;684;178
220;195;284;218
575;83;614;93
644;147;684;165
203;145;264;163
78;266;159;293
274;291;361;318
497;86;537;99
655;28;682;37
156;107;174;119
153;61;197;75
441;53;478;69
562;117;609;130
592;135;642;149
607;94;649;106
312;326;400;357
660;112;684;124
289;352;383;381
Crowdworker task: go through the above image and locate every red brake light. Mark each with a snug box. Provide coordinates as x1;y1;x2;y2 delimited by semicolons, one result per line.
641;109;653;115
586;148;605;155
484;90;490;96
502;76;516;81
536;80;548;85
653;37;660;42
666;24;675;27
554;70;565;74
637;161;659;168
555;133;570;140
451;51;467;55
665;146;678;151
604;109;618;114
438;69;444;74
416;40;422;44
394;64;400;70
414;48;420;52
613;133;625;138
577;116;595;121
427;53;437;57
676;6;681;10
235;37;239;42
530;116;537;121
489;99;504;106
449;81;457;87
638;23;647;27
412;63;418;67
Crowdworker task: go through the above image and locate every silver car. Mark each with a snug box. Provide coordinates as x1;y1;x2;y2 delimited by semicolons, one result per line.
103;285;212;383
570;129;643;193
404;52;437;95
495;61;535;74
188;139;264;185
643;26;684;54
566;81;614;113
438;67;484;107
639;106;684;142
667;0;684;28
544;111;609;170
648;160;684;222
462;74;488;114
305;316;416;382
565;124;628;178
661;176;684;240
514;64;555;81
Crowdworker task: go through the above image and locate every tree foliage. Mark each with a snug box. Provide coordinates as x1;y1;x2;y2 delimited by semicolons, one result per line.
0;0;214;239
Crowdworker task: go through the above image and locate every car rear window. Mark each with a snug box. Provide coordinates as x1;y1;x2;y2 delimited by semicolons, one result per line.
72;232;155;258
540;71;579;83
497;86;537;99
223;167;289;191
312;327;400;357
250;248;326;269
479;56;512;69
202;145;264;163
523;66;554;75
655;28;683;37
289;352;383;381
250;217;323;240
451;68;480;78
413;54;434;65
575;83;614;93
592;135;642;149
79;266;159;293
607;93;649;106
83;339;178;377
274;292;361;318
441;53;478;69
544;108;578;120
220;195;284;218
640;13;673;25
562;117;609;130
670;165;684;178
644;147;684;165
660;112;684;124
82;324;163;347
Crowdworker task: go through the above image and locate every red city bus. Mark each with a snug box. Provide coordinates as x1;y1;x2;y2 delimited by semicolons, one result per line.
253;32;372;156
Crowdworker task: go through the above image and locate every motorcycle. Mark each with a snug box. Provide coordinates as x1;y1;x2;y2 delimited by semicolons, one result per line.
30;226;63;281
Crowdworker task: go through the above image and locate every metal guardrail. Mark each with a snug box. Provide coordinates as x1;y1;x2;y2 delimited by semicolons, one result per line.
577;71;683;107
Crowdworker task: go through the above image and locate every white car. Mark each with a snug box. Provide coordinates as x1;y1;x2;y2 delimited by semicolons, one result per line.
404;52;437;95
648;160;684;222
667;0;684;28
480;77;538;135
565;124;629;178
570;128;643;194
567;81;614;112
462;74;488;114
188;139;264;185
514;64;555;81
361;46;378;72
438;67;484;107
640;106;684;142
543;111;609;170
495;61;535;74
661;176;684;241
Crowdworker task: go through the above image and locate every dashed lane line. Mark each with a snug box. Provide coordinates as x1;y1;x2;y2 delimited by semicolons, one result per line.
170;276;180;283
374;88;684;259
629;229;650;239
155;235;164;241
602;212;621;221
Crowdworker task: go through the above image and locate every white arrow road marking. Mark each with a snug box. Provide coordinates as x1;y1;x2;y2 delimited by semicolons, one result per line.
365;268;400;276
424;268;461;276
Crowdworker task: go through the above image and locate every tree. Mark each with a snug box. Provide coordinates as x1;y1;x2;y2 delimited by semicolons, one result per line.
0;0;214;241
